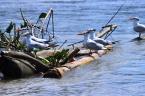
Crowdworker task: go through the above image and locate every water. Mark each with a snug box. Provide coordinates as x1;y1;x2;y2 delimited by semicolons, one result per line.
1;0;145;96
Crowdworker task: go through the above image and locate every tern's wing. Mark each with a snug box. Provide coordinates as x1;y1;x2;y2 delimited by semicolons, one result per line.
134;24;145;32
86;42;103;50
31;36;49;43
94;39;108;45
30;39;49;48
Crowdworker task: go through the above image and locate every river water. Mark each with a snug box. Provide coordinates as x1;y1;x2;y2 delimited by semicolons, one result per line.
1;0;145;96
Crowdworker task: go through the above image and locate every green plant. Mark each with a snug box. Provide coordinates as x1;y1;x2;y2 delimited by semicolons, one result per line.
0;22;27;51
45;49;69;68
37;56;49;64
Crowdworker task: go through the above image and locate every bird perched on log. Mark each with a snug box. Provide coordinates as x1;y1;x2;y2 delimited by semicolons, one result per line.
78;29;107;56
21;32;50;50
129;17;145;40
30;35;50;44
89;28;114;45
16;27;58;50
30;27;51;44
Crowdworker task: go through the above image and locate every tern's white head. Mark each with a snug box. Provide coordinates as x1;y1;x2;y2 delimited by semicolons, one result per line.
77;28;96;35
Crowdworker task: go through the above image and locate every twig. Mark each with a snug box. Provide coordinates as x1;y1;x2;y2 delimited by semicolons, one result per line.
52;10;55;38
104;26;117;39
46;12;52;32
58;40;67;49
104;2;126;26
99;1;126;40
20;8;29;29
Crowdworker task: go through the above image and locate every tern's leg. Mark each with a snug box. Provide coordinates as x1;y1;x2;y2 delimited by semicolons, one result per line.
136;33;143;40
88;50;103;57
92;50;103;57
89;49;92;54
139;33;142;38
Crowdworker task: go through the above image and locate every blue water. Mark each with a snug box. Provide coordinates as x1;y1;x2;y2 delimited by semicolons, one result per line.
1;0;145;96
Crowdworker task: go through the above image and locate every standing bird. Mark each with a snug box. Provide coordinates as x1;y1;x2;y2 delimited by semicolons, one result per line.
21;32;49;50
78;29;107;55
30;27;50;43
89;29;113;45
30;35;50;44
129;17;145;40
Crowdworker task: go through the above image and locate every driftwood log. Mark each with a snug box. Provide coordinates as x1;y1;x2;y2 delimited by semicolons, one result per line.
0;48;80;79
43;49;110;78
0;51;50;79
43;48;81;78
97;24;117;38
36;50;57;58
1;51;49;73
60;48;80;64
0;56;36;79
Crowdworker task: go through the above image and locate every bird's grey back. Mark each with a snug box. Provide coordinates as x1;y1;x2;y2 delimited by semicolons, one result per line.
94;39;109;45
134;25;145;32
86;42;103;50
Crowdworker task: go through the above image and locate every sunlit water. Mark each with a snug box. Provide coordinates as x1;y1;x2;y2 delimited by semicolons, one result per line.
1;0;145;96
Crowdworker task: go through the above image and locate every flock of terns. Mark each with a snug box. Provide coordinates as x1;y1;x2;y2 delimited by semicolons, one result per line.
20;16;145;54
21;27;113;55
78;29;113;56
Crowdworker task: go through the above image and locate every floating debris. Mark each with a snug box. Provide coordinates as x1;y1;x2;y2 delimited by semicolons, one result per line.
0;7;118;80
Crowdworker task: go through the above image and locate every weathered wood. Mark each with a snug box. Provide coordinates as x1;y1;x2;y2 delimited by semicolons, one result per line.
60;48;80;65
36;50;58;58
97;24;117;38
2;51;49;73
0;56;36;79
76;45;112;57
43;47;111;78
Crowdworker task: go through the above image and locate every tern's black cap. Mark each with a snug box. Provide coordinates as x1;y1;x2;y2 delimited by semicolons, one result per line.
77;28;96;35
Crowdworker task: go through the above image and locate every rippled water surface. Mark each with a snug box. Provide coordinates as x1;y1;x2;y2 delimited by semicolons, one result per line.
1;0;145;96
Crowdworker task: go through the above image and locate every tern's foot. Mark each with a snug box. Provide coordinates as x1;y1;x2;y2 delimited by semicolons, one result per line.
131;37;143;42
136;37;143;40
89;51;103;57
